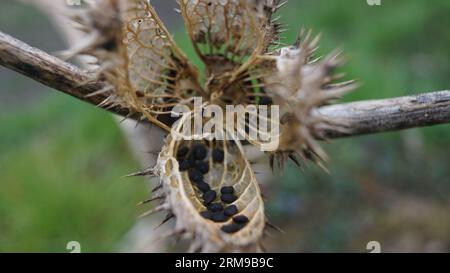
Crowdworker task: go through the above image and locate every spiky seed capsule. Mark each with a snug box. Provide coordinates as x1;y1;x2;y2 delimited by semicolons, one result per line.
72;0;355;253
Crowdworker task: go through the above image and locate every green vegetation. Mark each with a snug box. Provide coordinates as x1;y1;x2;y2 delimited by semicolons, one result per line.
0;94;148;252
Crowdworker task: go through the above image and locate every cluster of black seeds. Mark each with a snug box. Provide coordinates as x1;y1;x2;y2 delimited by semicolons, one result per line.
200;185;240;224
201;182;246;231
177;144;248;234
177;145;211;193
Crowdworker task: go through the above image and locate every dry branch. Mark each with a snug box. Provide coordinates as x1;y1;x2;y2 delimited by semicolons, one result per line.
1;31;450;138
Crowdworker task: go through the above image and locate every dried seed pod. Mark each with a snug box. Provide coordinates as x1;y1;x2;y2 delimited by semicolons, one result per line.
262;29;358;167
65;0;203;130
69;0;356;253
155;137;266;252
178;0;282;59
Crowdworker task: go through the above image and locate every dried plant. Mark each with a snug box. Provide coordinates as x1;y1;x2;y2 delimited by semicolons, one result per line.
63;0;357;252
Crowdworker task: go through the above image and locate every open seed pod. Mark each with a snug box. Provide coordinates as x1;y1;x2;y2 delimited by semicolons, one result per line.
63;0;203;130
153;133;266;252
65;0;357;252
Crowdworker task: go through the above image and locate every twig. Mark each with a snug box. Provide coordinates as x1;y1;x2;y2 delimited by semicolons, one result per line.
0;31;130;117
317;90;450;138
1;31;449;138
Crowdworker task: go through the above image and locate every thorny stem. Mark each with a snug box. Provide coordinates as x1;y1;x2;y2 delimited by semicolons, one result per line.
1;31;450;138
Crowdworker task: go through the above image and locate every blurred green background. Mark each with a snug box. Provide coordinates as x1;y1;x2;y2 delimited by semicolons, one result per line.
0;0;449;252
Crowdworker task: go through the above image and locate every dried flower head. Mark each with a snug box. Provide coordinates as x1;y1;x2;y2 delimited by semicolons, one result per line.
65;0;356;252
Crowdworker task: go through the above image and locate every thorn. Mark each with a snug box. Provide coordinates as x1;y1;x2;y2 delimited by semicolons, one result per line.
154;213;175;230
145;150;160;156
84;87;112;98
152;184;163;193
269;155;275;171
122;168;155;178
289;154;301;167
266;221;285;234
136;194;165;206
119;111;136;124
263;229;274;238
138;204;166;219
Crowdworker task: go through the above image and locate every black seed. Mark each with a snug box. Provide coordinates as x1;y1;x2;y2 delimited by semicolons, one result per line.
221;223;245;234
192;145;208;160
220;186;235;195
178;160;190;172
203;190;217;205
221;193;237;204
188;169;203;183
212;149;224;162
211;212;229;223
187;154;196;167
196;181;211;193
233;215;249;224
259;96;273;105
224;205;239;216
177;146;189;158
208;203;224;213
195;161;209;174
200;211;212;220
